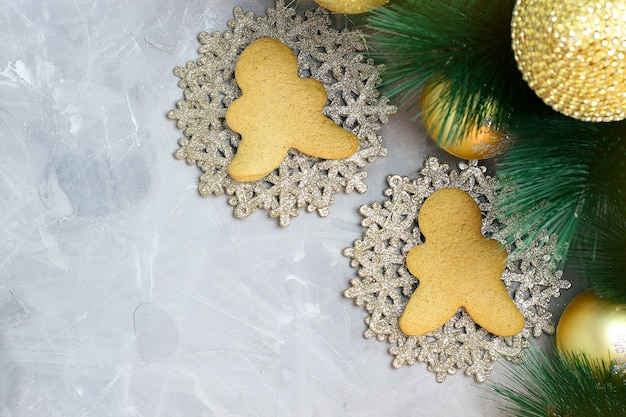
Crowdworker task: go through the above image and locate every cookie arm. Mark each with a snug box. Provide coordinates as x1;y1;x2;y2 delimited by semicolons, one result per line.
296;117;359;160
228;137;289;182
292;78;359;160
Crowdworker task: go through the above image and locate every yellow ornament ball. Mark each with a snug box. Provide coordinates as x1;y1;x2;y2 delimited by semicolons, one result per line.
556;290;626;369
420;79;510;160
314;0;388;15
511;0;626;122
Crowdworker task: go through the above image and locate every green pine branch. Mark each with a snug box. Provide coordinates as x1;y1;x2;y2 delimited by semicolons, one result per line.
487;347;626;417
495;120;626;301
365;0;530;145
364;0;626;300
494;115;599;264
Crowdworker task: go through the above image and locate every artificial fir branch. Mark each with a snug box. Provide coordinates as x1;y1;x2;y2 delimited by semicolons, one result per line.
364;0;626;300
366;0;530;146
488;347;626;417
493;116;600;264
568;145;626;304
495;119;626;301
574;222;626;304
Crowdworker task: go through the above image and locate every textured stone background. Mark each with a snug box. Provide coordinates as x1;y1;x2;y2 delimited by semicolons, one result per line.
0;0;578;415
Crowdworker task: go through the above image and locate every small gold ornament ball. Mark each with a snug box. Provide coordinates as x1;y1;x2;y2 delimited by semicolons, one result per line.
556;290;626;368
314;0;388;14
420;79;510;160
511;0;626;122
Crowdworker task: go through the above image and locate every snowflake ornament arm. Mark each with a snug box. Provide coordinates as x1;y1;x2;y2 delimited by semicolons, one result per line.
343;157;570;383
167;0;396;226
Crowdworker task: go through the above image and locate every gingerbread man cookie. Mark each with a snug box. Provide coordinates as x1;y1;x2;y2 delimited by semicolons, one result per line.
225;37;359;182
399;187;525;337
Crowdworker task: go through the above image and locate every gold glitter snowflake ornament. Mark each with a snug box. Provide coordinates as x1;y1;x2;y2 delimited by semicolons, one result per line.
168;1;396;226
344;157;571;382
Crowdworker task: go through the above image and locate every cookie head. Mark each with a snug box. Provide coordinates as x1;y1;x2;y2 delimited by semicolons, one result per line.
399;188;524;337
418;187;482;240
233;37;298;92
225;37;359;182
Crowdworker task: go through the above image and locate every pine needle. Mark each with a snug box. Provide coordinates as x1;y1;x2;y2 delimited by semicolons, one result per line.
495;119;626;300
364;0;626;300
566;125;626;303
494;115;600;264
487;347;626;417
572;220;626;303
365;0;532;146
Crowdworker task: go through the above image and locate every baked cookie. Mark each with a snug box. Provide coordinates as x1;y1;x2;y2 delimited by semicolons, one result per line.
226;37;359;182
399;187;525;337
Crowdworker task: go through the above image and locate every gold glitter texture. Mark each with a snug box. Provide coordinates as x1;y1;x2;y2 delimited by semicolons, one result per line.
511;0;626;122
168;1;395;226
343;157;570;382
314;0;388;15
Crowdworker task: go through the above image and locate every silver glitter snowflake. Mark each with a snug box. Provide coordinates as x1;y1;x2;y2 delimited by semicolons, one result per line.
343;157;571;383
167;0;396;226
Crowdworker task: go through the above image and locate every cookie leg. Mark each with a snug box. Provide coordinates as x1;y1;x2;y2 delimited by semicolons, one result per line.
399;287;461;336
466;288;524;336
228;139;289;182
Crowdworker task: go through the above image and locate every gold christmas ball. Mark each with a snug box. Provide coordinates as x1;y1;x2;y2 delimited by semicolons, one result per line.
420;79;510;160
511;0;626;122
314;0;388;14
556;290;626;369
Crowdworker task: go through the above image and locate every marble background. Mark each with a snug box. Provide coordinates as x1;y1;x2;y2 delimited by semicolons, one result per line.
0;0;578;415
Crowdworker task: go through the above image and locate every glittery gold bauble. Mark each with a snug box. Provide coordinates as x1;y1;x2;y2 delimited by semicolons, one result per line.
420;79;510;160
511;0;626;122
314;0;388;14
556;290;626;369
